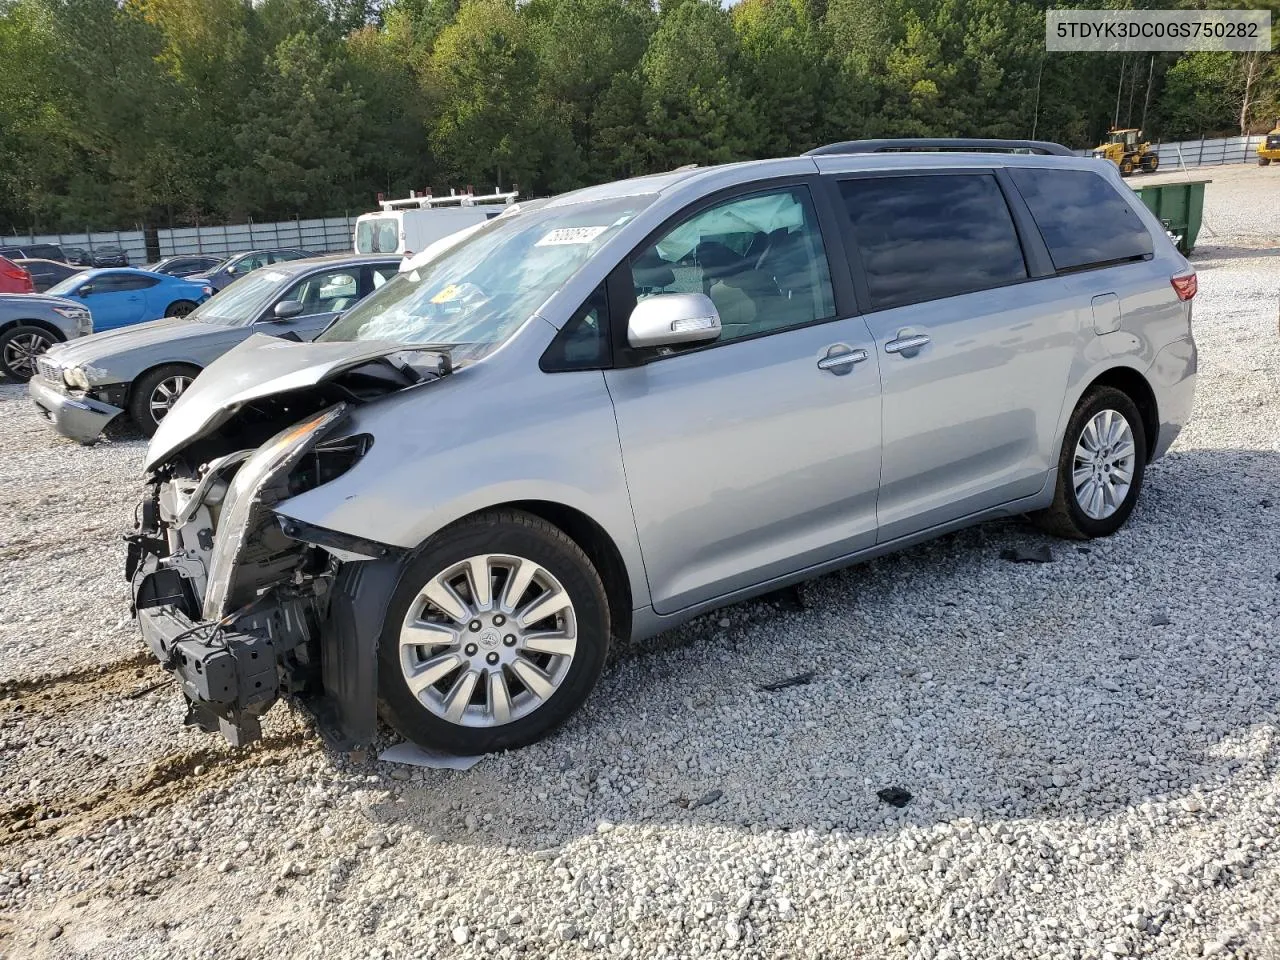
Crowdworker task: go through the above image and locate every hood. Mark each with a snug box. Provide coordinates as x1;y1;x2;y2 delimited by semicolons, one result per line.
1;293;85;311
44;316;209;371
145;334;431;470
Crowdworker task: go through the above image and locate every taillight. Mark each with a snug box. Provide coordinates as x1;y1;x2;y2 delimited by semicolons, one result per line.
1171;272;1197;301
0;262;32;292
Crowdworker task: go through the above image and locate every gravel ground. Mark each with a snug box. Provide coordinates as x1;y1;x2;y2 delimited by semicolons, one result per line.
1;166;1278;960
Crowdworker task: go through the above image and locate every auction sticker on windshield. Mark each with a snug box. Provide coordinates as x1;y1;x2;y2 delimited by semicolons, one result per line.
536;226;609;246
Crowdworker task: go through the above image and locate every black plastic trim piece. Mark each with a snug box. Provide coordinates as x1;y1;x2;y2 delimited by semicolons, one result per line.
314;556;407;749
276;516;403;560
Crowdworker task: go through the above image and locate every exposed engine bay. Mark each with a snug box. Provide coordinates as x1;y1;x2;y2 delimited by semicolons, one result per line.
128;347;448;746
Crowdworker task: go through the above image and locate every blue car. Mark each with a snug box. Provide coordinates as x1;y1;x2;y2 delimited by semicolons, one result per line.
43;268;210;331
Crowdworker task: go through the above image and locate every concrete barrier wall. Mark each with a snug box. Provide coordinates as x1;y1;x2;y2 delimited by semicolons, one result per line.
7;216;356;264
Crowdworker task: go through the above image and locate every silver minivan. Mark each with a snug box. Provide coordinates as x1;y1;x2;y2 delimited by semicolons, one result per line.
128;140;1197;753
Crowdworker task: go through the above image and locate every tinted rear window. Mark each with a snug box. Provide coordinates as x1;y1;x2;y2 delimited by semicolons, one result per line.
838;174;1028;311
1008;167;1153;271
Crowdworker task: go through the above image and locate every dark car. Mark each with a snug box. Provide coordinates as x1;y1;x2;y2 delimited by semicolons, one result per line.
16;258;85;292
190;248;312;292
0;243;66;262
144;255;224;278
63;247;94;266
91;245;130;267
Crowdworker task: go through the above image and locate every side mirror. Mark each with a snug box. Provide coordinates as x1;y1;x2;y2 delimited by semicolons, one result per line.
77;283;94;296
272;300;304;320
627;293;722;349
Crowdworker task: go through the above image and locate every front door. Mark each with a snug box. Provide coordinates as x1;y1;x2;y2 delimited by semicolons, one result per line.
259;265;377;340
605;184;882;615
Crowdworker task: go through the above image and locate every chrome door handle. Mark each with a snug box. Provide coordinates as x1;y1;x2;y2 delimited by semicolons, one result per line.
884;334;931;355
817;348;868;372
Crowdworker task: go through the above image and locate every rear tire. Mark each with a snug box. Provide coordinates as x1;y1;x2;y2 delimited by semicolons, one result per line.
0;324;57;382
378;509;610;755
165;300;198;318
1141;154;1159;173
1261;157;1272;167
129;364;198;436
1034;386;1147;540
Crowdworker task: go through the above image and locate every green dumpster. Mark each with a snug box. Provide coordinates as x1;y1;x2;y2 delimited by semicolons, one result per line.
1131;179;1209;255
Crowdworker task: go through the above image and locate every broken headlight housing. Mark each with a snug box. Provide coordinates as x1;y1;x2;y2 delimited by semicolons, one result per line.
288;433;374;497
62;366;90;391
202;404;350;620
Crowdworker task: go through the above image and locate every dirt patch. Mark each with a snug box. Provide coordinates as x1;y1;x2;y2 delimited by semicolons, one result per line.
0;650;155;710
0;732;309;847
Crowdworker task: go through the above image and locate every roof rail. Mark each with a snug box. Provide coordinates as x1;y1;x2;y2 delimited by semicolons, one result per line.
804;138;1075;157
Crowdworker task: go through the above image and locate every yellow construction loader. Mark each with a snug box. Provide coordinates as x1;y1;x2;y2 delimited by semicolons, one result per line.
1258;124;1280;166
1091;128;1159;176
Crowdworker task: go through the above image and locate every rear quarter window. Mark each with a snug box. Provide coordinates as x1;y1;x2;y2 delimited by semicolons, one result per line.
1008;167;1154;272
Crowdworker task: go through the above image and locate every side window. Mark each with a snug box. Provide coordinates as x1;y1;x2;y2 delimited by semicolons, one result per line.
87;273;142;293
371;264;398;290
629;186;836;343
1008;167;1154;272
281;268;361;317
541;283;610;371
839;174;1028;311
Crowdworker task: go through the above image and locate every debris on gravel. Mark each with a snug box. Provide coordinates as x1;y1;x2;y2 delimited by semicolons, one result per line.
1;166;1278;959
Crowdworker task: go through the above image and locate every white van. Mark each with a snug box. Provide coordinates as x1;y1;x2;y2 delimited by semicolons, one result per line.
353;189;518;258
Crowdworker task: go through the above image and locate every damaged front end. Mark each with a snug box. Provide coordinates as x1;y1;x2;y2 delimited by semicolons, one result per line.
128;336;448;747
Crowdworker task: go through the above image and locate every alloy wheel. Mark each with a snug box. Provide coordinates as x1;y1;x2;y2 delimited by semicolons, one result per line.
148;375;192;423
3;331;51;379
399;553;578;728
1072;408;1137;521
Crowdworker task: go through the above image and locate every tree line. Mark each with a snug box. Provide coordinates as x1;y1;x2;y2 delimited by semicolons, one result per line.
1;0;1277;233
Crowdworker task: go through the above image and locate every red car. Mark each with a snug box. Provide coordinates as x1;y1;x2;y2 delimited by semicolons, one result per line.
0;257;34;294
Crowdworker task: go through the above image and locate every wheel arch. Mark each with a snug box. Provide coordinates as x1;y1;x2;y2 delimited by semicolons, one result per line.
164;298;200;316
1084;366;1159;457
0;317;68;343
444;500;635;645
126;359;203;406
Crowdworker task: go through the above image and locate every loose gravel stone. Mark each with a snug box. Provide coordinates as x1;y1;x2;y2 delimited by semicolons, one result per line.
0;165;1278;960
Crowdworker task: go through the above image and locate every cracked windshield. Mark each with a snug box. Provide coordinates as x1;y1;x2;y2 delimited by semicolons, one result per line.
320;195;653;360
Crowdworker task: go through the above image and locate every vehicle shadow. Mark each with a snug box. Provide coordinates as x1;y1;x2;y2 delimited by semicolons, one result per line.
363;447;1280;849
1191;242;1280;266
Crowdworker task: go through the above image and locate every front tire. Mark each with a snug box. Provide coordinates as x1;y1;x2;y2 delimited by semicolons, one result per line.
1261;157;1272;167
165;300;198;318
129;364;198;436
0;325;56;382
1034;386;1147;540
378;510;610;754
1119;157;1135;177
